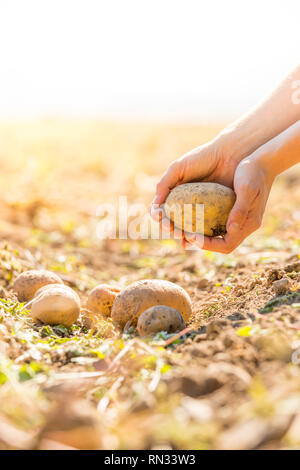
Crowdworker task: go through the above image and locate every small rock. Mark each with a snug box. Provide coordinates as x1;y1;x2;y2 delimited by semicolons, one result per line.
80;310;98;330
226;313;246;322
285;261;300;273
0;286;7;298
180;396;213;422
273;278;290;296
206;320;229;338
253;331;292;362
267;269;285;284
0;324;9;341
235;289;244;297
216;415;293;450
0;340;8;354
197;279;209;289
170;373;224;397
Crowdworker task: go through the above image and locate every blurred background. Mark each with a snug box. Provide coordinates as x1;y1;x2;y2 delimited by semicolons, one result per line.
0;0;299;120
0;1;300;451
0;0;299;247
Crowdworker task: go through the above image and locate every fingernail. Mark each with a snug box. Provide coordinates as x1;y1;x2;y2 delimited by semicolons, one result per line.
150;202;159;212
152;195;162;205
150;207;163;221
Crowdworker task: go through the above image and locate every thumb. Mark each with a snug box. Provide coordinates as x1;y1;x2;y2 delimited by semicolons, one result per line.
226;189;250;232
153;161;181;205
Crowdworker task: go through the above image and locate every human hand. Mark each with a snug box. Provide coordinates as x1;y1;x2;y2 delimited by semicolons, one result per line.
150;136;239;235
183;153;275;253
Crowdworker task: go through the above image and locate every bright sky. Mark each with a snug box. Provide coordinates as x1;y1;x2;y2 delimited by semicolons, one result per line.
0;0;299;121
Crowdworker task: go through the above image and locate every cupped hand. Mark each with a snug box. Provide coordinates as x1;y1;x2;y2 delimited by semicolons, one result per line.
183;155;274;253
150;138;238;235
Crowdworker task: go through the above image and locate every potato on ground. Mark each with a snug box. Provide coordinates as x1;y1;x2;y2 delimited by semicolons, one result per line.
164;182;236;237
111;279;192;327
137;305;186;337
34;283;70;296
86;284;121;317
30;285;80;327
13;270;63;302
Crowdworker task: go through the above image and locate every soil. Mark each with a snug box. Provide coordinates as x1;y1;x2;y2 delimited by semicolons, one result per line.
0;120;299;450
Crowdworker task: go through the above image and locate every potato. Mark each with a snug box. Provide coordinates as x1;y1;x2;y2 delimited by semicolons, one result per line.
164;182;236;237
30;285;80;327
111;279;192;327
137;305;186;337
86;284;121;317
34;283;71;295
13;270;64;302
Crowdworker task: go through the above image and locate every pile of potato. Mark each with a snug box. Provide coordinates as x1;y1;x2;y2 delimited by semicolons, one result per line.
12;270;192;337
11;183;238;336
111;279;191;336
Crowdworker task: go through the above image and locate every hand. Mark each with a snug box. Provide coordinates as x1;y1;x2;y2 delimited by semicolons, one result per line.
184;154;275;253
150;137;239;235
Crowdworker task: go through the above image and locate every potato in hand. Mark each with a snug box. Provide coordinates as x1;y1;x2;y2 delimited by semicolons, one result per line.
164;182;236;237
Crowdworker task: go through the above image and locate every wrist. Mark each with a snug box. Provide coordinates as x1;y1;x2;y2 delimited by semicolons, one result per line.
216;120;269;165
250;148;279;183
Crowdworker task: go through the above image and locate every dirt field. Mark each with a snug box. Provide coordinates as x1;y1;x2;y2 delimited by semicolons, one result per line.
0;120;299;450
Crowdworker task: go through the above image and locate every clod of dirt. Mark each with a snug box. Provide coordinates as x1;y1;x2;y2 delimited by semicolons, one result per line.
169;372;224;397
79;309;116;337
38;399;103;450
180;396;214;422
137;305;186;337
80;309;98;330
259;290;300;314
226;313;247;327
0;324;9;354
188;339;224;358
169;363;251;399
197;279;210;289
13;270;64;302
272;278;290;296
285;261;300;273
253;331;293;362
216;415;294;450
206;320;229;339
0;324;9;342
266;268;285;285
0;286;7;299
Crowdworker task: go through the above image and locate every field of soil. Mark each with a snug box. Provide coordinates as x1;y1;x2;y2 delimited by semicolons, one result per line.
0;120;299;450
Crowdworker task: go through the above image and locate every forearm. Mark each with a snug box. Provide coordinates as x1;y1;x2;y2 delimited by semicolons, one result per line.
199;119;300;254
252;119;300;179
217;63;300;162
